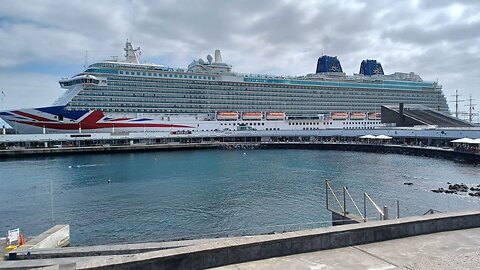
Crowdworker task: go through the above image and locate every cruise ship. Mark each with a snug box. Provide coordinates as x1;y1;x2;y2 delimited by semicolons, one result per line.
0;41;449;134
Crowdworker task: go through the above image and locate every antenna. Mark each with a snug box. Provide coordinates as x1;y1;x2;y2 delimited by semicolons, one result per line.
0;90;5;110
84;50;88;69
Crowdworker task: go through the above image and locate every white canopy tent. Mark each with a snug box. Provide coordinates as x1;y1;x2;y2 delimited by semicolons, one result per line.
450;138;475;143
375;135;393;140
466;138;480;144
359;135;376;139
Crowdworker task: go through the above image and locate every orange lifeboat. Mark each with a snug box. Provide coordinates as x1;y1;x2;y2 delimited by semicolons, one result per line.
331;112;348;120
266;112;286;120
350;112;367;120
242;112;262;120
216;112;238;120
367;112;381;120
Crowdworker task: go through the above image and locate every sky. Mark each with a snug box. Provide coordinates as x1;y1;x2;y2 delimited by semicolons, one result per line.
0;0;479;124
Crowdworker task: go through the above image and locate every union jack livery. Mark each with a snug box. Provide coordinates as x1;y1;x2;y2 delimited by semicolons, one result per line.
0;106;195;134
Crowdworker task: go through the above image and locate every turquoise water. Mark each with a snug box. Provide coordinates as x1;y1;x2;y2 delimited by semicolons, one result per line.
1;149;479;246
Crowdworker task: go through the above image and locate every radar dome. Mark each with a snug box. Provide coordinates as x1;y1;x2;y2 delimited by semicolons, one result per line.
207;55;213;63
198;58;205;64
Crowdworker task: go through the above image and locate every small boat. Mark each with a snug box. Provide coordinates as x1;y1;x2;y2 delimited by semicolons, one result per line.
266;112;286;120
331;112;348;120
368;112;381;120
216;112;239;120
242;112;263;120
350;112;366;120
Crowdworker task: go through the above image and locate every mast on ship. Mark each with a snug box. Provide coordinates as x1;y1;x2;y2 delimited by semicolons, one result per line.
124;40;141;64
451;90;465;118
465;95;477;123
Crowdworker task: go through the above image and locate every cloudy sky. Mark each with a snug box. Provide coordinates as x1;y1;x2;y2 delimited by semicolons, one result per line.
1;0;479;123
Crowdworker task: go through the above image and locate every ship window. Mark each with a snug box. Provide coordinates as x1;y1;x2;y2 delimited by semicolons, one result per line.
174;74;178;78
148;73;152;76
189;75;192;78
125;71;129;75
119;71;123;74
169;74;172;77
137;72;140;75
143;72;146;76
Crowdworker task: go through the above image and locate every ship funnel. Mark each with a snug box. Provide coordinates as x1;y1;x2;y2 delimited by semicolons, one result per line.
214;49;223;63
359;59;384;76
316;55;343;73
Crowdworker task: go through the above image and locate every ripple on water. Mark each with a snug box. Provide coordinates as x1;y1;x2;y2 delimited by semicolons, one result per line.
1;149;479;245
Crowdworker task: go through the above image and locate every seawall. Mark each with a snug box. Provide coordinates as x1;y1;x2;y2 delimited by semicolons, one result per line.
69;210;480;269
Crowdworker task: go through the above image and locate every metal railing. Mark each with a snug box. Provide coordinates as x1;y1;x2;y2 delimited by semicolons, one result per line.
325;179;400;222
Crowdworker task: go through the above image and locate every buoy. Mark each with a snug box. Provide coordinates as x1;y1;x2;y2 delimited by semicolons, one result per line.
108;179;111;184
68;165;72;168
243;152;246;155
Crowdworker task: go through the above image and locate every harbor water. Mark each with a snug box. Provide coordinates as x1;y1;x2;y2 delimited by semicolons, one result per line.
1;149;480;246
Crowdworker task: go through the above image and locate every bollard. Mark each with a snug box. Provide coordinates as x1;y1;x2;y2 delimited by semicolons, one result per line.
383;205;389;220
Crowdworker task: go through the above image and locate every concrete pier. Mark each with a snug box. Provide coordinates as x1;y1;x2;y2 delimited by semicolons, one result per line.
6;225;69;260
2;211;479;269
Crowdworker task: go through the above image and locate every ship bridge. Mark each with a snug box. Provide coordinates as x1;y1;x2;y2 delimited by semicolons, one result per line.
59;74;100;88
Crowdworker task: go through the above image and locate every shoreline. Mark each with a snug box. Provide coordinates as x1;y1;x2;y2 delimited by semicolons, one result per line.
1;141;479;164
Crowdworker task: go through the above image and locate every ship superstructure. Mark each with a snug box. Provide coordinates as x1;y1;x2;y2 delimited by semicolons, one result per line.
0;41;449;134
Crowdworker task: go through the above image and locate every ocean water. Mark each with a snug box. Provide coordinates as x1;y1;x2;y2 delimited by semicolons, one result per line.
1;149;479;246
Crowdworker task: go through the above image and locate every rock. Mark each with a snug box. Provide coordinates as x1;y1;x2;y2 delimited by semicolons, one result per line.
404;182;413;186
445;190;456;194
470;187;480;191
432;188;445;193
448;183;468;192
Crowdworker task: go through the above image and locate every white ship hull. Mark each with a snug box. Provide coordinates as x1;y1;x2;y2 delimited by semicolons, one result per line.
0;106;383;134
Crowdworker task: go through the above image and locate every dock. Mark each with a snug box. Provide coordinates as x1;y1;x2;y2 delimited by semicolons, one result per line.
2;210;480;269
1;128;479;161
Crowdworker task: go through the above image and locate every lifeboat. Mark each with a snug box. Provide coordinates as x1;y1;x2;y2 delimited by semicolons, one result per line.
242;112;263;120
266;112;286;120
367;112;381;120
350;112;367;120
216;112;238;120
331;112;348;120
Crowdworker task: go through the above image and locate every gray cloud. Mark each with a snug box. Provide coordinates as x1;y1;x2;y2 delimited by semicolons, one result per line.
0;0;479;121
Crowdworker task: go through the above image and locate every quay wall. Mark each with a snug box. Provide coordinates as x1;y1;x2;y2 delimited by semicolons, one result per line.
0;143;219;157
260;142;480;163
74;210;480;269
1;140;478;164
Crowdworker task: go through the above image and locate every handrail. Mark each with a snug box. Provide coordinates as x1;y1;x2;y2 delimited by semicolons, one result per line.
364;192;384;221
325;180;344;213
344;187;364;219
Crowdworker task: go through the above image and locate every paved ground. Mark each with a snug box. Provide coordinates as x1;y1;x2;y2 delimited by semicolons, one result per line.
213;227;480;270
2;228;480;269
